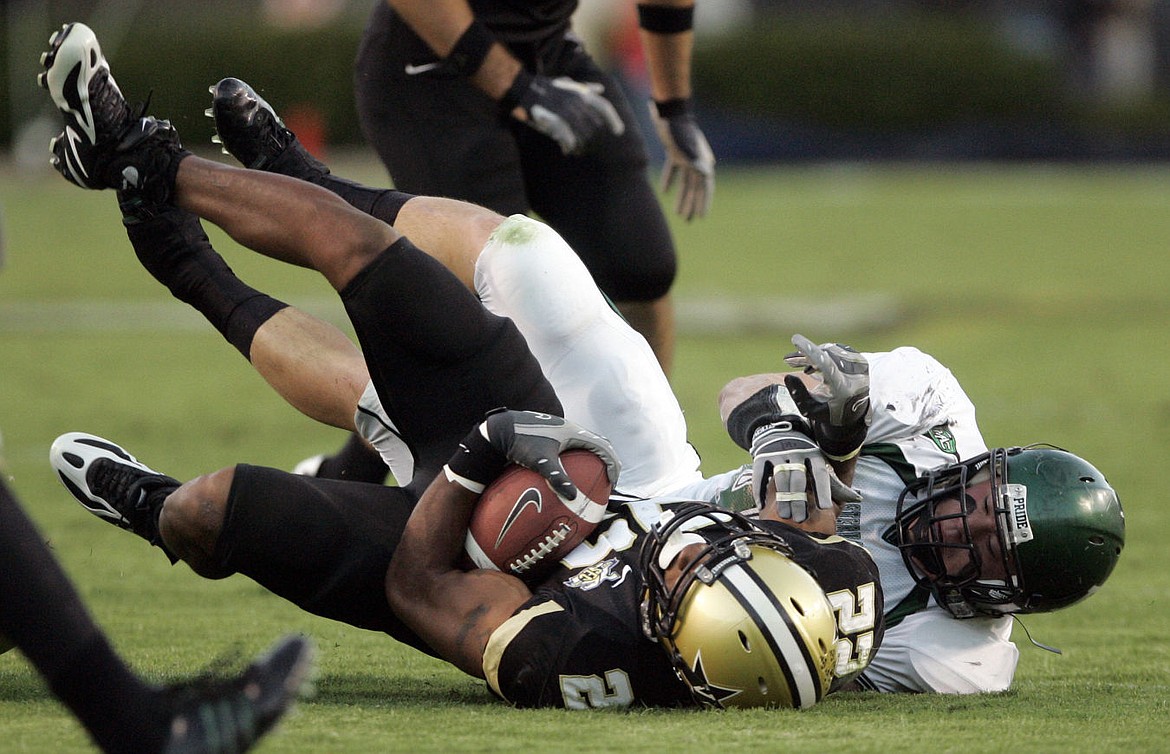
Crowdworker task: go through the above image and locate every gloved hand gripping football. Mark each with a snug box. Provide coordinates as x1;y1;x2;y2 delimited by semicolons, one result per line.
444;409;620;508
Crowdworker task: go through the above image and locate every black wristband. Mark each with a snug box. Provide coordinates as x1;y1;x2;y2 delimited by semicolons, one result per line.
636;4;695;34
500;69;532;112
726;385;791;450
445;422;509;492
653;97;692;119
447;19;496;77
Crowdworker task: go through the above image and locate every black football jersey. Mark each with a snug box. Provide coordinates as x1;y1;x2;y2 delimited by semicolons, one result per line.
483;498;884;708
469;0;577;48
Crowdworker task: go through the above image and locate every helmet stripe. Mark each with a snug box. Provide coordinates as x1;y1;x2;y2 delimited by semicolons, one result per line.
720;562;823;708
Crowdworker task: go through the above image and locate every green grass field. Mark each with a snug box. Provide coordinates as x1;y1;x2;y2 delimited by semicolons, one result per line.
1;156;1168;752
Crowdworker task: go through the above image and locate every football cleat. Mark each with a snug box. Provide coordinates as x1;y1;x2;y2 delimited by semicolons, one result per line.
39;22;186;200
207;77;328;177
50;432;179;544
291;454;326;477
162;634;316;754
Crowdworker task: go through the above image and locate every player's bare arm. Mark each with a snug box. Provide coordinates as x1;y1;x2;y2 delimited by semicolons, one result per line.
636;0;713;220
637;0;697;103
385;475;531;678
386;0;520;102
387;410;620;678
718;371;858;489
718;336;870;533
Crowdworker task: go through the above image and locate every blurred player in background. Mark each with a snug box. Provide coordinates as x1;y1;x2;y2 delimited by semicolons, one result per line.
354;0;714;374
0;474;313;754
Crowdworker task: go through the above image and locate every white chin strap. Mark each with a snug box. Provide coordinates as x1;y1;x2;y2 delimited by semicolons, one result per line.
657;531;705;570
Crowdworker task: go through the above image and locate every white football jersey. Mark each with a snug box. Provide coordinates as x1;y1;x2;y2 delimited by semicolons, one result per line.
669;346;1019;693
841;347;1017;693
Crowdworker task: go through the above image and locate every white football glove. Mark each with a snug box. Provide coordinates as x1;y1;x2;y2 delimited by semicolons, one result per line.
749;420;861;524
784;334;872;461
649;98;714;221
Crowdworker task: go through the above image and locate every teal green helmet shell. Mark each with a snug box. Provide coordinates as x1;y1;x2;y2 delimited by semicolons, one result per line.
1005;447;1125;613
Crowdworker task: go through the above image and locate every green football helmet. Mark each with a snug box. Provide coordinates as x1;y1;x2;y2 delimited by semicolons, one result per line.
894;446;1124;618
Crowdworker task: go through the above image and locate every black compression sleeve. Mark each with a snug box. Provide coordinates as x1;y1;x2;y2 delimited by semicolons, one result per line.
636;4;695;33
124;207;287;359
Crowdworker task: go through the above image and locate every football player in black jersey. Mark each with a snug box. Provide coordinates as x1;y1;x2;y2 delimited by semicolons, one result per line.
41;22;880;709
386;409;882;709
53;404;882;710
355;0;714;373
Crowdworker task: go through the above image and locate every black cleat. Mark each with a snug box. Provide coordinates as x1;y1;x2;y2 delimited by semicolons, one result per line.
39;22;186;200
207;77;328;178
50;432;180;546
162;634;316;754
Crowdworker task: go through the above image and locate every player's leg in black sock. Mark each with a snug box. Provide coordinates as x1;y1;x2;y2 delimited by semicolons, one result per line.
304;432;389;484
120;196;287;360
0;477;169;754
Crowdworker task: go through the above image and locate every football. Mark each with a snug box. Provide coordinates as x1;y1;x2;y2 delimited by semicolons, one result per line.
465;449;612;580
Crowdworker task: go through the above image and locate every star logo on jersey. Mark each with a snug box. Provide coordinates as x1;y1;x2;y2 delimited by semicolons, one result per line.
496;487;543;549
687;650;741;707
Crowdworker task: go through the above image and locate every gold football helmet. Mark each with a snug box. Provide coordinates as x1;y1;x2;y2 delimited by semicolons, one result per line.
640;503;837;709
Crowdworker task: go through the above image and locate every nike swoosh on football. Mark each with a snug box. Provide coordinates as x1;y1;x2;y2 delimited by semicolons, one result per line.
404;61;442;75
496;487;543;549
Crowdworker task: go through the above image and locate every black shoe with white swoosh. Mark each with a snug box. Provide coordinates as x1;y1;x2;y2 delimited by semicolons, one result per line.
38;22;187;201
50;431;180;548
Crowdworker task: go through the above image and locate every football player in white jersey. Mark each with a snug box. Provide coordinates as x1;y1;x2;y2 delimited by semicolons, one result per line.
702;347;1124;692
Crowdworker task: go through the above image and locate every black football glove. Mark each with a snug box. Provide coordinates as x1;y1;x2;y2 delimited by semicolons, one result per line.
783;334;872;461
504;72;624;155
649;98;714;221
444;409;620;502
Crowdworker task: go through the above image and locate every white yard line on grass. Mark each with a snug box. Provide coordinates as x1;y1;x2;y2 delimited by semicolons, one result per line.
0;294;904;335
